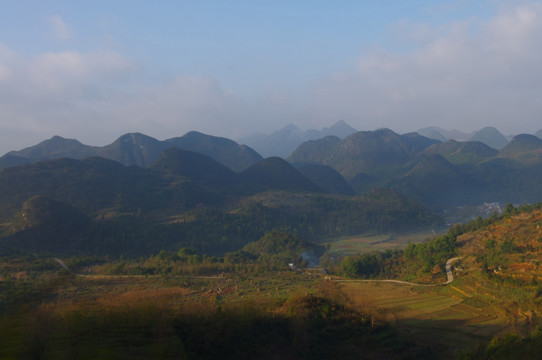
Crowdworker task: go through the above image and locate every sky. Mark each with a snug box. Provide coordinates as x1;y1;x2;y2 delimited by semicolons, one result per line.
1;0;542;154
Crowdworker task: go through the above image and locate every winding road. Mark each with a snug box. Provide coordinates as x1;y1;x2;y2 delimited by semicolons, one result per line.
335;257;462;287
52;257;69;271
50;256;462;286
444;257;461;285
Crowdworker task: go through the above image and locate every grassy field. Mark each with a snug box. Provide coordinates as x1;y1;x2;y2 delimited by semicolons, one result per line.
322;229;443;257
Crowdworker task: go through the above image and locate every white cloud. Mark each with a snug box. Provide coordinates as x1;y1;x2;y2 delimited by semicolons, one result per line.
306;1;542;135
50;15;74;40
27;51;136;94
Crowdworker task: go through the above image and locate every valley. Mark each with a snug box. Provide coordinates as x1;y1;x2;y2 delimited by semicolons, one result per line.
1;127;542;358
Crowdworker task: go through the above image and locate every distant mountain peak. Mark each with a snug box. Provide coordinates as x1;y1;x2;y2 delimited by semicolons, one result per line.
417;127;470;142
322;120;357;138
238;121;357;158
469;127;508;149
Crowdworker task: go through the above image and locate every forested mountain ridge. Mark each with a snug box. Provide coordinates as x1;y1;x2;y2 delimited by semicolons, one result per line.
289;128;542;212
0;150;441;256
1;131;262;172
288;128;440;179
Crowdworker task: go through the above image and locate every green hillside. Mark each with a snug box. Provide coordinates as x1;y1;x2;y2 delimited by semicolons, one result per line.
295;163;355;195
288;128;439;179
420;140;498;165
239;157;323;193
498;134;542;165
0;153;440;256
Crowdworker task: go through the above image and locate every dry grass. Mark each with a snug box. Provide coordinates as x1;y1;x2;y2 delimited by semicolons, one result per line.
323;229;440;256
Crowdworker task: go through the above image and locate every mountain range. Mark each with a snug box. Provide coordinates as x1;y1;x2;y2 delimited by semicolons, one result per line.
238;120;357;158
417;126;510;149
0;143;440;256
2;123;542;246
289;128;542;212
1;131;262;173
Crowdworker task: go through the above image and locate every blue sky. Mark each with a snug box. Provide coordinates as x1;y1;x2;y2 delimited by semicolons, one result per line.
1;0;541;153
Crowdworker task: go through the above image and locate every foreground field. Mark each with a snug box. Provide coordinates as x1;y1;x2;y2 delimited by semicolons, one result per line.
1;271;434;360
1;261;537;360
3;207;542;359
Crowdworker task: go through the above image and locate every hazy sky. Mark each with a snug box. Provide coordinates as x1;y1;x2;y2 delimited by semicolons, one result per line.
1;0;542;154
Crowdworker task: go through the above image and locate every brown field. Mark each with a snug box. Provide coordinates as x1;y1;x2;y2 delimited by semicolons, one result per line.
322;229;441;256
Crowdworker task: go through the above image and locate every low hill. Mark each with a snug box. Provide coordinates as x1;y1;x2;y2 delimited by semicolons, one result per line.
240;230;325;266
240;188;441;237
2;196;91;253
17;195;88;230
457;205;542;284
498;134;542;165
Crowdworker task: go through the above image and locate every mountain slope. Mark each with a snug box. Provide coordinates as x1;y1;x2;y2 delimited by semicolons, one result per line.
96;133;163;167
239;157;323;193
150;147;238;188
289;128;440;179
165;131;262;172
420;140;498;165
0;153;441;256
498;134;542;165
469;127;508;149
417;127;470;142
296;164;355;195
0;156;222;220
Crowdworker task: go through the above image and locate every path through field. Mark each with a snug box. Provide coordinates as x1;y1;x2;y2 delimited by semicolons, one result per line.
335;256;461;287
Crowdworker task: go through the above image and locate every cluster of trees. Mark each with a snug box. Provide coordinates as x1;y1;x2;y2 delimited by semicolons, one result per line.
103;230;325;276
340;250;401;278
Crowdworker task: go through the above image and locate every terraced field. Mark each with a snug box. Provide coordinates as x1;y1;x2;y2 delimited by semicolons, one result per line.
338;280;512;357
